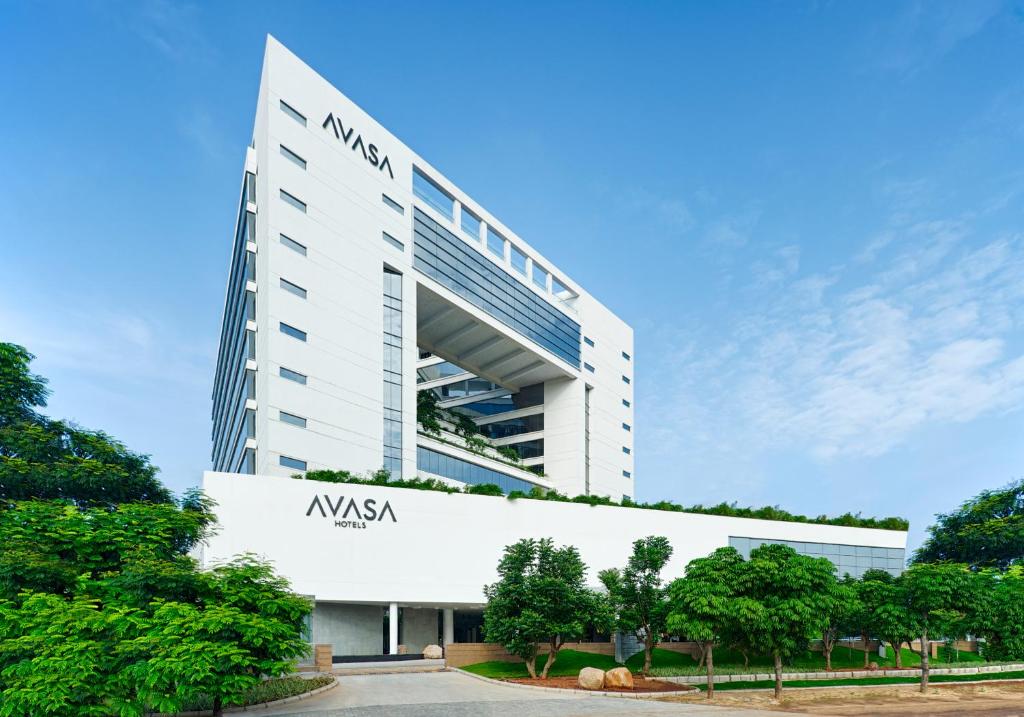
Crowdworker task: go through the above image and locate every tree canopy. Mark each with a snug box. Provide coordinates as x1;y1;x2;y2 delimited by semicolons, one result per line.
599;535;672;676
483;537;607;679
0;343;172;507
913;480;1024;569
666;546;743;697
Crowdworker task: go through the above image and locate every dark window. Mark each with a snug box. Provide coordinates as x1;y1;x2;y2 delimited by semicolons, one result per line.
280;322;307;342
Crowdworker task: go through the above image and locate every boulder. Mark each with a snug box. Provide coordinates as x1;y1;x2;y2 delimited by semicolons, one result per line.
604;666;634;689
578;667;606;690
868;661;879;671
422;644;443;659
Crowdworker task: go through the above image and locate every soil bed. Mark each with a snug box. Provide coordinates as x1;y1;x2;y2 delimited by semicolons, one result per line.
505;676;689;693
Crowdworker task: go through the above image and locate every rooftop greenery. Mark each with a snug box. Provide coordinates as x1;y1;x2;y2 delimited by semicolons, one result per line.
293;469;909;531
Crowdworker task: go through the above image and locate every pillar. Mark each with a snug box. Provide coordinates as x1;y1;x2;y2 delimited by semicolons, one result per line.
443;608;454;647
389;602;399;655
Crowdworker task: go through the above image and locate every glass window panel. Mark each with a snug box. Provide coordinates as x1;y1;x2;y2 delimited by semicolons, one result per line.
532;264;548;292
487;227;505;259
383;231;404;250
510;245;528;274
279;322;307;341
280;144;307;170
280;411;306;428
280;234;307;255
280;278;307;299
279;99;307;126
280;366;307;384
279;455;307;471
280;189;306;213
461;208;482;240
382;193;404;214
413;168;454;220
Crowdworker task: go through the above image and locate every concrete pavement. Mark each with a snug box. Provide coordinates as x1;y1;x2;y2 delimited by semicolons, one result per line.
262;670;790;717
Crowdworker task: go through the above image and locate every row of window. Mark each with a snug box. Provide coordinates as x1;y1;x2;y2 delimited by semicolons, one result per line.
413;168;578;309
582;335;632;362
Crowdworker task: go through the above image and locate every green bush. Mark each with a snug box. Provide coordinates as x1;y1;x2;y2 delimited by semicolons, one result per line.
180;675;333;711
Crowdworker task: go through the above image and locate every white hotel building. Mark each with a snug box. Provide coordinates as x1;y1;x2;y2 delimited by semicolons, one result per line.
203;37;908;661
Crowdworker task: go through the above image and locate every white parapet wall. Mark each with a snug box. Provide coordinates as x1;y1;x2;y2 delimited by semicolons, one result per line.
200;471;907;607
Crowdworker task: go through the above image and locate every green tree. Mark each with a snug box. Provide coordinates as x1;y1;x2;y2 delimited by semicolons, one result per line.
599;536;673;676
483;538;606;679
0;343;172;507
972;567;1024;661
900;562;976;692
861;569;917;668
820;575;860;672
731;543;837;699
666;546;743;698
913;480;1024;569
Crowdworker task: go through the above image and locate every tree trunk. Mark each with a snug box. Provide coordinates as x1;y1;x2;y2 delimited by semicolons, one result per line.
643;633;654;677
773;652;783;700
920;630;929;693
524;651;538;679
213;696;223;717
823;631;833;671
706;642;715;699
696;642;707;670
540;637;562;679
862;631;870;668
891;641;902;668
742;649;749;669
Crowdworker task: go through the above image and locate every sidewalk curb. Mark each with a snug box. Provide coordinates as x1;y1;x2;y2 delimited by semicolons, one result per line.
448;667;698;699
152;676;339;716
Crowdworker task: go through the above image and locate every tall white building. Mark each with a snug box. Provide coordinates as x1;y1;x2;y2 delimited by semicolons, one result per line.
212;36;635;499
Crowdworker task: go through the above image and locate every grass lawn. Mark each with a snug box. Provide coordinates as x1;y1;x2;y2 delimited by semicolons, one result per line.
462;645;988;680
695;669;1024;692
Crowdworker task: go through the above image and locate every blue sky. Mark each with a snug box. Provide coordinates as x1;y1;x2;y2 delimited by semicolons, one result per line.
2;1;1022;550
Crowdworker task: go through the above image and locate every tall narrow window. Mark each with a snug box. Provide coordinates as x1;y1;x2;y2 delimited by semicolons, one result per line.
486;227;505;259
510;245;527;275
532;264;549;292
244;172;256;204
461;208;482;240
383;268;403;478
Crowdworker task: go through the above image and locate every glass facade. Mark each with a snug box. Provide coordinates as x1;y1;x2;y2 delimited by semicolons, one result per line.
413;209;581;367
211;177;258;475
416;361;466;383
417;446;539;493
486;227;505;258
728;537;906;578
461;208;482;240
508;438;543;460
383;268;403;478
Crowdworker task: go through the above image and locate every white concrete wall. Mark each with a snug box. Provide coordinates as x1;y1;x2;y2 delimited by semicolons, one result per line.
201;471;907;607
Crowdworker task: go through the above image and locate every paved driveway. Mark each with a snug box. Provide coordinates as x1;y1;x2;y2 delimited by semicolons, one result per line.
262;670;789;717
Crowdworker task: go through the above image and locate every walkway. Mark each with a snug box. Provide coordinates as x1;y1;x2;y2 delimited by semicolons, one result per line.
262;670;789;717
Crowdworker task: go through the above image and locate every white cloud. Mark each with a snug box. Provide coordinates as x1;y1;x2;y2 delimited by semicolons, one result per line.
644;226;1024;463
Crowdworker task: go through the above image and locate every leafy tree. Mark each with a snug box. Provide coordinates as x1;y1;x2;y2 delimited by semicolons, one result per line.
666;546;743;698
913;480;1024;569
820;575;860;672
483;538;607;679
861;569;917;668
0;343;172;507
599;535;673;676
900;562;976;692
972;567;1024;661
416;389;442;435
731;543;837;699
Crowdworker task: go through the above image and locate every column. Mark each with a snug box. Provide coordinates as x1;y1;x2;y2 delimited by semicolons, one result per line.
389;602;399;655
443;608;454;647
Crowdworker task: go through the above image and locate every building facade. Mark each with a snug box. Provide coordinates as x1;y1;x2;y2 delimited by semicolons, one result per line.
212;36;635;499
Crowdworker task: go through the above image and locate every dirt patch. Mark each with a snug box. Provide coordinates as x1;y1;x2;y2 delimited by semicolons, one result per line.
660;681;1024;715
505;676;690;693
